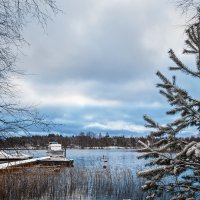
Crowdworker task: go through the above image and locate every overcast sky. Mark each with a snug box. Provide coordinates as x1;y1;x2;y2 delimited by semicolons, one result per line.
15;0;196;136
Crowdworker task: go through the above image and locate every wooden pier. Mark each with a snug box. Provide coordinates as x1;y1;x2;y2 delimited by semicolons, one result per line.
0;157;74;170
0;143;74;170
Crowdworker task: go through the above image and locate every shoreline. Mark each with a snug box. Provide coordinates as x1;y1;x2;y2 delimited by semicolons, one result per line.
1;146;139;150
0;147;177;153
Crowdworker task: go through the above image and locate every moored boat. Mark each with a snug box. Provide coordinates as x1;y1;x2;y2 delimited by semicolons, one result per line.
47;142;65;159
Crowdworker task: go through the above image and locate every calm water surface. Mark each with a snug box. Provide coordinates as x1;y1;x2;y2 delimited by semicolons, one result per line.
14;149;145;172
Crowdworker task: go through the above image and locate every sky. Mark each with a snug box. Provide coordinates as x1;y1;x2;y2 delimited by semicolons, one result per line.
14;0;197;136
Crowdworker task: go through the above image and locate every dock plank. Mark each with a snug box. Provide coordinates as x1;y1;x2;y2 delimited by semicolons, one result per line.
0;157;50;169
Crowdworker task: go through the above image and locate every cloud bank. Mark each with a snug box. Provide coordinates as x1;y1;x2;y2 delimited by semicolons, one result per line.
14;0;194;136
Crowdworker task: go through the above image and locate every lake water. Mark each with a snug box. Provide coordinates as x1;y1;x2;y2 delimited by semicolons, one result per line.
66;149;145;170
2;149;195;200
3;149;169;200
11;148;145;172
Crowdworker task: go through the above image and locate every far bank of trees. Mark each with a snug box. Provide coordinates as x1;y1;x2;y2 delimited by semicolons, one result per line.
0;133;199;149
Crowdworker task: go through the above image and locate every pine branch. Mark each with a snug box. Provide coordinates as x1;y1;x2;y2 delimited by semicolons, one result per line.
169;49;200;78
138;10;200;199
143;115;157;128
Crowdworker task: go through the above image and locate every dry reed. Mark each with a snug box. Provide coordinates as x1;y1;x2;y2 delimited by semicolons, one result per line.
0;165;166;200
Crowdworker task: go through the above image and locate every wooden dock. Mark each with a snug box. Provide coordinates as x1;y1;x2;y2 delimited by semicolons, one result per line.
0;157;74;169
38;158;74;167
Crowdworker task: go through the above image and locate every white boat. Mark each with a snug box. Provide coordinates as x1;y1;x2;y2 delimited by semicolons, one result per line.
0;151;33;161
47;142;65;159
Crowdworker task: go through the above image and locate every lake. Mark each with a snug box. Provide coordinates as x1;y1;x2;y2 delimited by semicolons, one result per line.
11;148;145;171
3;149;147;200
1;149;193;200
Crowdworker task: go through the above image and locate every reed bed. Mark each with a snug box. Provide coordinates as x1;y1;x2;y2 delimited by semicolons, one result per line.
0;165;152;200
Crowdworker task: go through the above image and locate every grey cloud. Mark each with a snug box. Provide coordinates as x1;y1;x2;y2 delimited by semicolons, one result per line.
14;0;191;134
18;0;183;84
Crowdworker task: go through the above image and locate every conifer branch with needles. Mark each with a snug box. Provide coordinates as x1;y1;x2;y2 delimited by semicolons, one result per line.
138;10;200;200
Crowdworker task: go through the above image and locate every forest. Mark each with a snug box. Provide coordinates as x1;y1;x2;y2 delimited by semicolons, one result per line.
1;133;200;150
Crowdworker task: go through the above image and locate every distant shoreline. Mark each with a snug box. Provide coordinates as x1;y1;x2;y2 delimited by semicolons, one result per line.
1;146;139;150
0;146;180;153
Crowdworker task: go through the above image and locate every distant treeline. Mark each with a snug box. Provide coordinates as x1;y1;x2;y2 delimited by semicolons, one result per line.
0;132;200;149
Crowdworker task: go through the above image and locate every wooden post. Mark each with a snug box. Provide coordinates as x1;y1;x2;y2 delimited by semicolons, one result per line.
64;148;66;158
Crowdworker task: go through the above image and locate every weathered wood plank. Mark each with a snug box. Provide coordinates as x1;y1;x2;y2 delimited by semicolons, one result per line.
0;157;50;169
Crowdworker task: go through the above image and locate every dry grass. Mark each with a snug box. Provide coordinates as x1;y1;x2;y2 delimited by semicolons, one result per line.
0;165;147;200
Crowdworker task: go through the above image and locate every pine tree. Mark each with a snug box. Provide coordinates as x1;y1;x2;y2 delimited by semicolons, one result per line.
137;13;200;200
